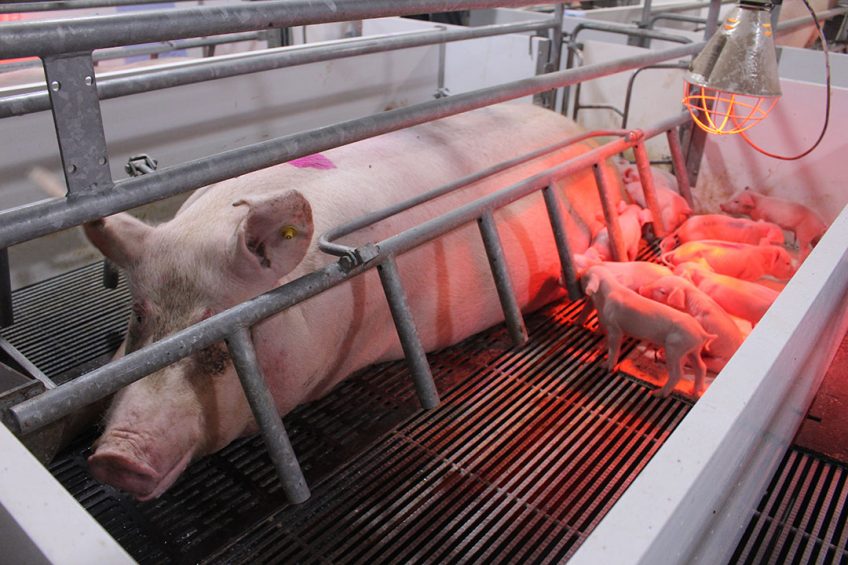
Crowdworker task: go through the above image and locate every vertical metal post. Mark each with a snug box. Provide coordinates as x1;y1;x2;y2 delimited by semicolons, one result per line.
561;44;577;116
478;212;528;347
632;139;667;237
630;0;654;48
543;182;581;300
42;53;113;196
547;4;565;110
592;163;627;262
377;256;440;409
666;127;694;209
0;249;12;328
681;0;721;188
226;327;310;504
533;37;552;108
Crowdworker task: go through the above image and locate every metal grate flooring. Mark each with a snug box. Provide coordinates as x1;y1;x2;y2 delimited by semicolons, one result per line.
2;254;696;563
731;447;848;565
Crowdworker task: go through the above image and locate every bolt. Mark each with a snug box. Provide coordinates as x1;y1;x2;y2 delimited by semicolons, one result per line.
50;81;61;92
98;156;107;165
66;164;77;174
84;76;93;86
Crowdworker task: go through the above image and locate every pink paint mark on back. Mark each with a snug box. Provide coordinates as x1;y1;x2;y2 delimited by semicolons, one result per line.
289;154;336;170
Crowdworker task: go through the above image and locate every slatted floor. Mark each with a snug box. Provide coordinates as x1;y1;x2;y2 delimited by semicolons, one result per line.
2;258;695;563
8;259;848;563
731;448;848;565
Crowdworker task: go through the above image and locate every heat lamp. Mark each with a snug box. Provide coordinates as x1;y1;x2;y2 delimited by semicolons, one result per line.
683;0;782;135
682;0;831;160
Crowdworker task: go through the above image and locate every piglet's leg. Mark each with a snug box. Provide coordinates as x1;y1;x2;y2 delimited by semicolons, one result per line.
606;328;623;371
690;353;707;397
653;353;683;398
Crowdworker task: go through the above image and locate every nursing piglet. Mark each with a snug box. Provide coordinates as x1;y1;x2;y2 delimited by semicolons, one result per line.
82;103;620;500
622;165;692;232
585;201;652;262
662;240;795;281
659;214;784;252
675;263;780;324
639;276;744;373
720;188;827;257
582;266;714;398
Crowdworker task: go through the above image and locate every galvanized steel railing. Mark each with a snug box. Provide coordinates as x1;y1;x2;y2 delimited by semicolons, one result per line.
1;0;702;504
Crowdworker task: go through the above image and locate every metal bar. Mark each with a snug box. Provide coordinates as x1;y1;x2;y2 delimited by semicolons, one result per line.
542;182;580;300
0;0;563;59
632;0;653;48
226;326;311;504
0;249;12;328
42;53;113;196
7;113;690;435
376;256;440;410
320;129;625;259
666;127;694;209
0;42;704;249
0;19;556;119
478;212;528;347
592;163;627;262
532;37;552;108
572;21;693;46
648;13;708;29
1;0;202;12
632;139;666;237
622;63;688;129
703;0;721;39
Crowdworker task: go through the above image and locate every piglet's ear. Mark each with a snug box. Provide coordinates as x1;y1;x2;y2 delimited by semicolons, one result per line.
83;213;152;269
232;190;313;280
667;287;686;310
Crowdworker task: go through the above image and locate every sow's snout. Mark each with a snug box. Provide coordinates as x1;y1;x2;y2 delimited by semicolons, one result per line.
88;429;196;501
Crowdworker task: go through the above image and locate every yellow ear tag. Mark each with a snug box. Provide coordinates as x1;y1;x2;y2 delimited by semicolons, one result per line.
281;226;298;240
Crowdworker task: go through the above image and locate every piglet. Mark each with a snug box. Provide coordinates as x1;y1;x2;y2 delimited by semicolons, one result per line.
720;188;827;258
585;201;652;262
622;166;692;232
675;262;780;324
582;266;715;398
662;240;795;281
639;276;744;373
659;214;784;252
572;256;674;324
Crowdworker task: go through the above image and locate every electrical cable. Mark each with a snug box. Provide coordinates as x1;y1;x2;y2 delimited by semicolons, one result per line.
738;0;831;160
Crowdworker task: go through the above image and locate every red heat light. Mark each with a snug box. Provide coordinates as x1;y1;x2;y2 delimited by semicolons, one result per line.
682;82;779;135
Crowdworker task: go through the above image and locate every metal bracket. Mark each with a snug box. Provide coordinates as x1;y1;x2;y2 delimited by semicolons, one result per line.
338;243;380;272
42;52;113;197
125;154;159;177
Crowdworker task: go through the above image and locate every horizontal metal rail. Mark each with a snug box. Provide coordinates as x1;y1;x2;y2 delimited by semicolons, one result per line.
7;111;690;436
1;0;204;12
0;0;556;59
0;19;556;118
319;129;625;259
0;41;703;250
570;21;694;45
0;32;265;75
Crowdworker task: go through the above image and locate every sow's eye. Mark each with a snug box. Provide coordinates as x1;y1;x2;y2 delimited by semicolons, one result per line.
131;302;146;325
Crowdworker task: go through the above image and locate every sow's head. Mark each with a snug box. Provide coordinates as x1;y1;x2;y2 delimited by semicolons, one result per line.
84;190;313;500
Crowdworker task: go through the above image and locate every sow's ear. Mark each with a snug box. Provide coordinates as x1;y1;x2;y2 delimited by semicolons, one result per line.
83;214;152;269
232;190;314;280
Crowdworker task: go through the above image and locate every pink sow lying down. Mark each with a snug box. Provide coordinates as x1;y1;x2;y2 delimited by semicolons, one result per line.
83;103;623;500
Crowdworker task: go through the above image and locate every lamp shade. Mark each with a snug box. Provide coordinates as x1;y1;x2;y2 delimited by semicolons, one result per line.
686;4;782;97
